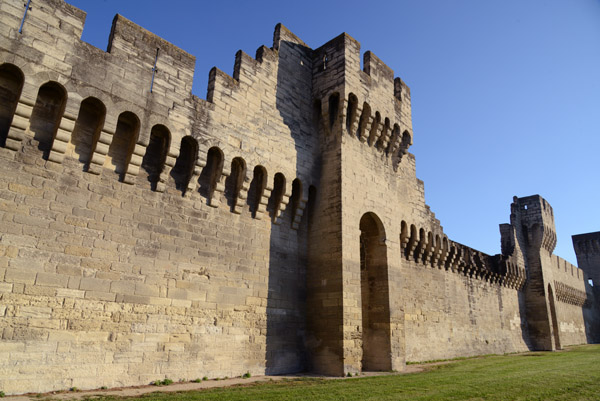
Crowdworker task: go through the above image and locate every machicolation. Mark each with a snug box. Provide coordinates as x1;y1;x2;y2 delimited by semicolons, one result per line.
0;0;598;394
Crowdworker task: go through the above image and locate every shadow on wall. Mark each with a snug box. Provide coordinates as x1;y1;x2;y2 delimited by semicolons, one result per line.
584;285;600;344
517;289;533;350
265;35;320;374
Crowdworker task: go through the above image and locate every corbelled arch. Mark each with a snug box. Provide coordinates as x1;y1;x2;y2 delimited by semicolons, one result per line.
29;81;67;159
0;63;25;148
104;111;140;182
67;96;106;167
170;135;199;196
141;124;171;191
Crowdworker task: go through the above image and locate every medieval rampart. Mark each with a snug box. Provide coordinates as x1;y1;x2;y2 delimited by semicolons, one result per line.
0;0;597;394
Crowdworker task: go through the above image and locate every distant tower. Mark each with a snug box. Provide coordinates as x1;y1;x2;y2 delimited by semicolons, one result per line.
572;232;600;289
572;232;600;342
508;195;559;350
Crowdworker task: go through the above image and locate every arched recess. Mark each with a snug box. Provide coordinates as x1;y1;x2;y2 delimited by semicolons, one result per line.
68;97;106;168
0;63;24;147
247;165;267;218
548;284;561;350
224;157;246;211
356;102;371;140
29;81;67;159
141;124;171;191
367;111;381;146
328;93;340;131
198;146;224;203
170;136;198;196
267;172;286;222
346;93;358;134
105;111;140;181
289;178;302;226
359;212;392;371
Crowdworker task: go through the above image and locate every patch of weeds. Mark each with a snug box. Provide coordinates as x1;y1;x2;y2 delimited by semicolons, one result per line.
152;378;174;386
346;372;352;377
0;391;5;398
70;387;79;392
242;372;251;379
192;378;202;383
100;386;108;390
202;376;208;381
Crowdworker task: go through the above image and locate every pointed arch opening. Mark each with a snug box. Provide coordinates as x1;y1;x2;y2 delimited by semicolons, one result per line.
0;63;24;147
359;212;392;371
171;136;198;196
106;111;140;181
29;81;67;159
142;124;171;191
68;97;106;168
548;284;561;350
224;157;246;211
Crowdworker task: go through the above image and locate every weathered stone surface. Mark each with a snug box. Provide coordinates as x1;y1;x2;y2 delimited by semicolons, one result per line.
0;0;598;395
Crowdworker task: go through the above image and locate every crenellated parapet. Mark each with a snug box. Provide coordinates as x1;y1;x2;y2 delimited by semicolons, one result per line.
309;30;413;172
0;1;326;230
510;195;557;254
399;220;526;289
572;231;600;288
573;232;600;256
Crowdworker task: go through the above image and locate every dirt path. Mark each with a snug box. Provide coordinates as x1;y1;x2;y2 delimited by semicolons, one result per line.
3;364;435;401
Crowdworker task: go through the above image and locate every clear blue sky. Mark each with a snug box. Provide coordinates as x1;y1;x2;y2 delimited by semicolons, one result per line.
66;0;600;264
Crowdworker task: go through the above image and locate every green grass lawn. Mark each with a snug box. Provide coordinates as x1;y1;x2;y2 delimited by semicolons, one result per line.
86;345;600;401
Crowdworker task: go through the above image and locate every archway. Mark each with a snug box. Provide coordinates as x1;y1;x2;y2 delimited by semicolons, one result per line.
0;63;24;147
141;124;170;191
171;136;198;196
359;212;392;371
29;81;67;159
106;111;140;181
548;284;561;350
68;97;106;166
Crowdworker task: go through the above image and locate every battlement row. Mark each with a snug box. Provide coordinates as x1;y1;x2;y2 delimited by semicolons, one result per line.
0;63;314;230
573;232;600;256
2;0;408;114
1;0;417;193
399;220;526;289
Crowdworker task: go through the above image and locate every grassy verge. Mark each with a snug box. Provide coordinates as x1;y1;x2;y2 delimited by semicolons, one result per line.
82;345;600;401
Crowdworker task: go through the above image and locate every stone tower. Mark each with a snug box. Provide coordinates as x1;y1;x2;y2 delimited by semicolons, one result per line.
306;33;412;375
507;195;560;350
573;231;600;341
573;232;600;288
0;0;598;394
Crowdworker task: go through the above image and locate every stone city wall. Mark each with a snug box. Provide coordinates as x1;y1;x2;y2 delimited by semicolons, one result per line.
0;0;597;395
